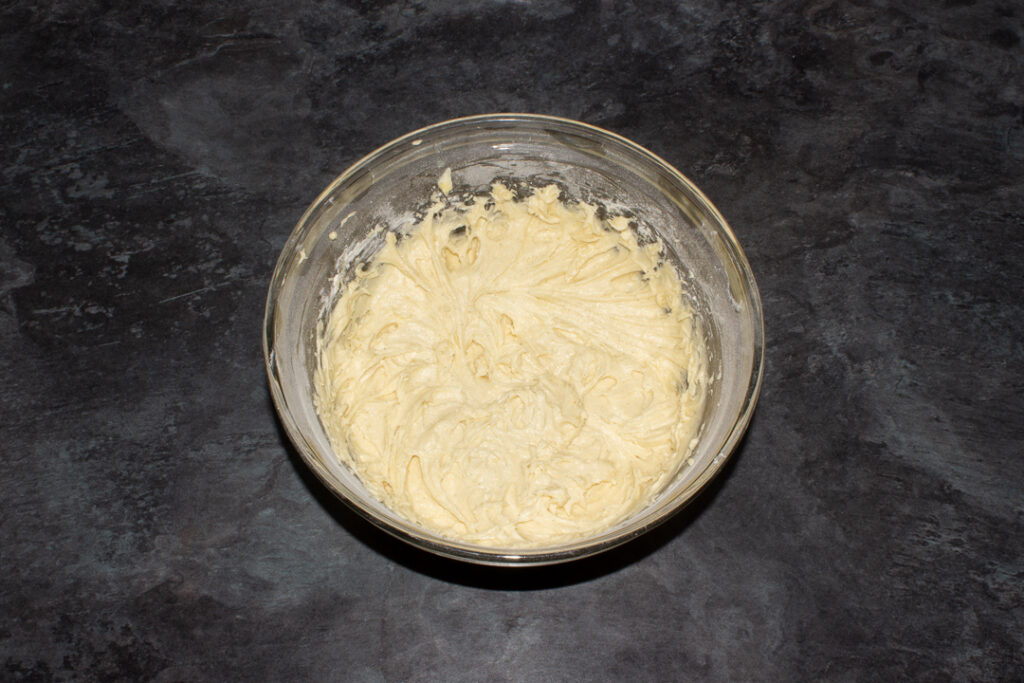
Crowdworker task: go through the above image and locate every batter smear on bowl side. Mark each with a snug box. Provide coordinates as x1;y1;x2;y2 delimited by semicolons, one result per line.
314;174;708;548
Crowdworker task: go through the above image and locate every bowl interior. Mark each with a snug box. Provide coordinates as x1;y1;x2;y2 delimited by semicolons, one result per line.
264;114;763;566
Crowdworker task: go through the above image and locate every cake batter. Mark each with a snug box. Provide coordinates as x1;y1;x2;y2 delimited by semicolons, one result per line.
314;175;707;547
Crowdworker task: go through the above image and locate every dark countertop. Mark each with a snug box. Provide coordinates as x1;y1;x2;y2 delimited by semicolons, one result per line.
2;1;1021;680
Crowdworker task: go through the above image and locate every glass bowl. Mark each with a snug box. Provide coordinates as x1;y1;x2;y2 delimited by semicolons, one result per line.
263;113;764;567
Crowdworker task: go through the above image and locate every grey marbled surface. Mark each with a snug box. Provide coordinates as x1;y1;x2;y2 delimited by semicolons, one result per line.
1;0;1022;680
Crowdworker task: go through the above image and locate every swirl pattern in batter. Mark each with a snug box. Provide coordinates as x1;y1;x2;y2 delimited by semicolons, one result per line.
314;179;707;548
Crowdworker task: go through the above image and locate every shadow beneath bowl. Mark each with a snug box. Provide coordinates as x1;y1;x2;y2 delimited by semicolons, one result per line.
268;387;750;590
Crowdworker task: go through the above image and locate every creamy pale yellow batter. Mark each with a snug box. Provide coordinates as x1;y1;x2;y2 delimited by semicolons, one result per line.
314;176;707;548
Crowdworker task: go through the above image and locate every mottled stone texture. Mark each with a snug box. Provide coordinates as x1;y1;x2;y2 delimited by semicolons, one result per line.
1;0;1021;680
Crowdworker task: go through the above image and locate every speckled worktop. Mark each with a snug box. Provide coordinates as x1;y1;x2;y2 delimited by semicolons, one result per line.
2;1;1022;680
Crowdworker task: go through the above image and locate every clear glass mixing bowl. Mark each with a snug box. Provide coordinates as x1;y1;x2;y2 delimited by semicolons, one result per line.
263;113;764;566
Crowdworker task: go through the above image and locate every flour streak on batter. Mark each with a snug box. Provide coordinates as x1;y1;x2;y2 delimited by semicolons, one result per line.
314;175;708;548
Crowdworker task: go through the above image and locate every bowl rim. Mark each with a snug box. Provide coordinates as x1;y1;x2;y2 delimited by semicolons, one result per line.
263;112;765;567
